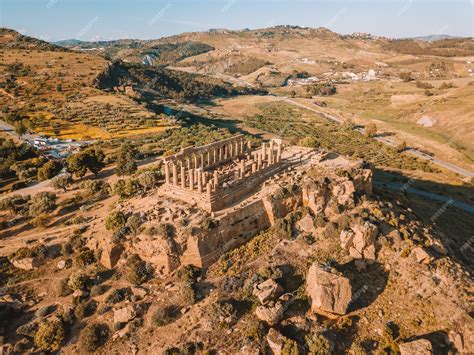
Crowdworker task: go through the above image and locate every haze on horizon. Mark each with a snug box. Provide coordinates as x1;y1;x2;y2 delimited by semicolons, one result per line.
1;0;473;42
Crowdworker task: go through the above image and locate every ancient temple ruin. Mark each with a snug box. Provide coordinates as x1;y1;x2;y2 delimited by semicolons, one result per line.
161;135;285;212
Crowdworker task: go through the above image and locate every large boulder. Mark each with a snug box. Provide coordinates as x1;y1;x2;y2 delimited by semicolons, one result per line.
306;263;352;315
340;222;378;260
255;302;285;325
266;328;287;355
100;243;124;269
332;180;355;208
297;214;316;235
399;339;433;355
12;257;42;270
253;279;284;304
113;305;136;324
411;247;433;265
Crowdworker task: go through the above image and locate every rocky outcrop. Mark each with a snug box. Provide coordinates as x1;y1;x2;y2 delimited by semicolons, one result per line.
297;214;316;235
113;305;136;324
411;247;433;265
253;279;284;304
306;263;352;315
12;257;42;270
255;301;285;325
340;221;378;260
266;328;287;355
399;339;433;355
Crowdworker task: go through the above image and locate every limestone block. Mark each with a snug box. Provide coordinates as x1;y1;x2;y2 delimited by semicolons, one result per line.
306;263;352;315
12;257;42;270
253;279;284;304
399;339;433;355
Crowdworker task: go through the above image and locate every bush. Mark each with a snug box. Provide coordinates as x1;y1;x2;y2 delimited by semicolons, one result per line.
67;271;87;291
56;278;73;297
305;333;332;355
126;254;152;285
126;214;143;235
415;80;434;89
152;305;178;326
180;281;197;305
90;284;106;297
176;264;201;284
34;319;65;352
51;173;73;192
37;160;62;181
281;338;299;355
105;287;131;304
80;323;109;352
298;136;318;148
75;247;96;267
29;191;57;217
105;210;127;232
74;300;97;319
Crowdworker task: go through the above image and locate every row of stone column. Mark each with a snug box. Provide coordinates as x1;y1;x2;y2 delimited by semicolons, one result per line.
164;162;220;193
173;137;248;172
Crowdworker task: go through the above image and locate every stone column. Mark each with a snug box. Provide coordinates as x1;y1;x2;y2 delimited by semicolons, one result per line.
181;165;186;189
262;143;267;162
203;172;208;186
213;170;219;189
172;162;178;186
240;160;245;178
213;148;217;164
200;153;204;169
219;146;223;161
189;169;194;191
276;143;282;163
206;181;212;194
197;170;203;193
240;139;244;156
247;141;252;159
164;162;170;184
193;154;198;169
186;156;190;170
257;153;262;171
252;163;257;173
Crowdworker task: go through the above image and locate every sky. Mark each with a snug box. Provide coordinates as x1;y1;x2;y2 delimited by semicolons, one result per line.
1;0;473;42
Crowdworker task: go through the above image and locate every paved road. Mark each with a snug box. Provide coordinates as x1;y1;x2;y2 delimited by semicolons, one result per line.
279;98;474;179
375;182;474;215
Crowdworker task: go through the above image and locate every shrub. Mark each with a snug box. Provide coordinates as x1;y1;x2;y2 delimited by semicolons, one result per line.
37;160;62;181
0;194;30;215
105;287;131;304
90;284;106;297
180;281;197;305
305;333;332;355
80;323;109;352
105;210;127;232
415;80;433;89
126;214;143;235
138;171;161;190
152;305;178;326
29;191;57;217
281;338;299;355
126;254;152;285
75;247;96;267
74;300;97;319
67;271;87;291
298;136;319;148
56;278;73;297
51;173;73;192
34;319;65;352
176;264;201;284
